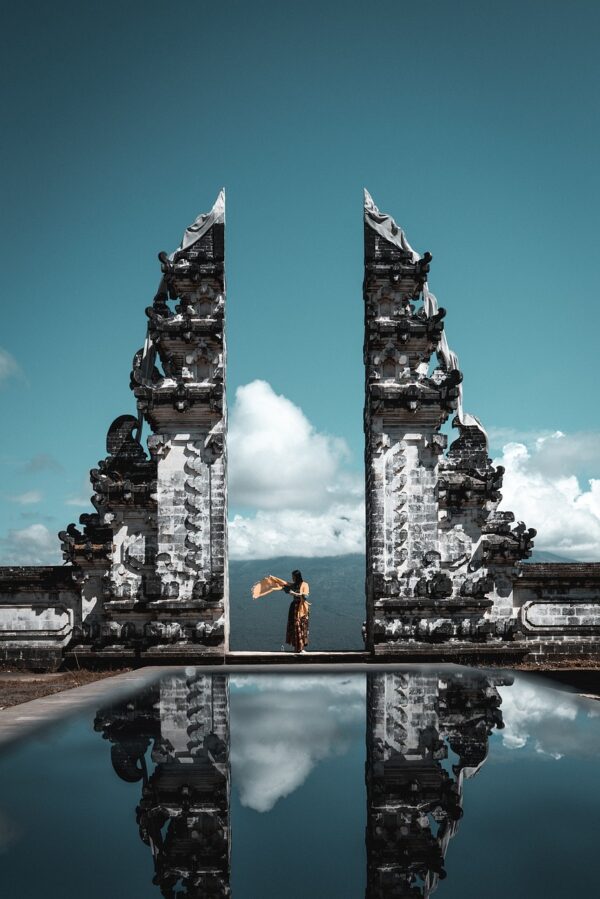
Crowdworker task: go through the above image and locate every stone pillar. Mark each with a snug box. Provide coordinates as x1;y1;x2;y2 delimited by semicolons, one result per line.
133;191;228;655
58;194;228;658
363;192;535;652
363;192;458;653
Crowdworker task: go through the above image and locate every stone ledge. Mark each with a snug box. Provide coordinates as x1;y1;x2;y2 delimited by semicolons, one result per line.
0;667;166;749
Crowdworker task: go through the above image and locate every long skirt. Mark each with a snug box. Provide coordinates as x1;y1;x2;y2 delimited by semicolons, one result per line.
286;599;310;652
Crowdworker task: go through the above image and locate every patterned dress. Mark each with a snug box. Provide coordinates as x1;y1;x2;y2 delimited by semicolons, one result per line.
285;583;310;652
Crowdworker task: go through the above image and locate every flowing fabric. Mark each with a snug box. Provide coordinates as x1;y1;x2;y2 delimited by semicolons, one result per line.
251;575;288;599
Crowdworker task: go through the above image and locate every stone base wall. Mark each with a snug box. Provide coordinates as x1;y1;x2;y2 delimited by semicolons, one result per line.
1;562;600;667
514;563;600;662
0;567;79;671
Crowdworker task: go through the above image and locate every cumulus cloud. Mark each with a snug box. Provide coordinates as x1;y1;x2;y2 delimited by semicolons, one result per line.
65;494;91;507
228;381;364;559
230;675;365;812
229;503;365;559
487;427;557;451
0;523;61;565
494;431;600;560
0;348;21;386
9;490;43;505
21;453;63;474
498;679;597;760
229;380;361;510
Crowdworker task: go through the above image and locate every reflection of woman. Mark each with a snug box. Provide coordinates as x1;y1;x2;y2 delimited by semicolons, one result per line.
284;569;310;653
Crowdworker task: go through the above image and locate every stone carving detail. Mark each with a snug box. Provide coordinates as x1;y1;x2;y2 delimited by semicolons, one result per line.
364;192;535;651
366;670;510;897
58;192;228;656
95;671;230;896
58;411;158;648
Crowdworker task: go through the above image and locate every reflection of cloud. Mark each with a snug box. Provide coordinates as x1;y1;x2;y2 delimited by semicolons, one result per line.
498;679;598;760
230;675;365;812
0;809;20;853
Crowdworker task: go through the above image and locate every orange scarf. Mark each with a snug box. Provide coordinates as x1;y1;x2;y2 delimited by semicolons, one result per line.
251;575;288;599
251;576;311;615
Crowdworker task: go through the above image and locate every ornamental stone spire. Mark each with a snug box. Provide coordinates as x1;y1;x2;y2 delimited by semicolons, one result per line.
363;192;536;654
60;192;228;658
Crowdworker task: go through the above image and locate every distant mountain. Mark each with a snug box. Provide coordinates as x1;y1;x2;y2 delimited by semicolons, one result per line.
527;550;577;563
229;549;578;651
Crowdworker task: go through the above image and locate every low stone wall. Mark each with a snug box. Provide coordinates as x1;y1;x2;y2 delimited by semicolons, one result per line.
1;562;599;668
515;563;600;661
0;567;79;671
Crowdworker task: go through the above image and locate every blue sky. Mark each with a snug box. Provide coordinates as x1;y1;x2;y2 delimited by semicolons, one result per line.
1;0;599;561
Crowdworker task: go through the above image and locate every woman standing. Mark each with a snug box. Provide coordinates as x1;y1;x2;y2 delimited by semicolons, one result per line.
284;569;310;653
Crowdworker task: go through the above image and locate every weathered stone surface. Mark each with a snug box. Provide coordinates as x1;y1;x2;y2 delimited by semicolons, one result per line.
363;193;536;650
62;193;229;656
515;563;600;645
0;567;79;670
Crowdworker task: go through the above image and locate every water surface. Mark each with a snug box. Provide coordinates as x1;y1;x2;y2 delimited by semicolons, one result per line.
0;667;598;897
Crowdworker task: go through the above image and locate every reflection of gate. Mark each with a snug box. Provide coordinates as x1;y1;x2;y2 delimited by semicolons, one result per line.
94;668;510;898
95;672;231;897
366;669;510;896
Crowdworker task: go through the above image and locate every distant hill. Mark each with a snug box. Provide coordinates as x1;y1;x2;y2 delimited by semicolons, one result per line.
527;550;577;563
229;549;578;651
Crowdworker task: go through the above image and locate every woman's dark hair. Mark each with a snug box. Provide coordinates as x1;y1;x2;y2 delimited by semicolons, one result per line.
291;569;303;585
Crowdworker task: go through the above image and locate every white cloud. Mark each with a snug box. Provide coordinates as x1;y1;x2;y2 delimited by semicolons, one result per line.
227;381;364;558
65;474;92;508
0;523;61;565
22;453;63;474
495;431;600;560
9;490;43;505
230;675;365;812
498;679;597;759
65;495;91;507
486;426;556;451
0;348;21;386
228;502;365;560
229;380;361;511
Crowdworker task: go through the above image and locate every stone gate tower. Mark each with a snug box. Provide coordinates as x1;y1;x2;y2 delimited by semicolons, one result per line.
363;191;536;655
59;192;228;657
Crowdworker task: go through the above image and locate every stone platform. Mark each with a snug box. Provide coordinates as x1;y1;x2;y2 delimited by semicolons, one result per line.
63;644;532;668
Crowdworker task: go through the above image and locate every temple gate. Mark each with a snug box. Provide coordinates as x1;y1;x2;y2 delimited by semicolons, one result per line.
0;189;599;668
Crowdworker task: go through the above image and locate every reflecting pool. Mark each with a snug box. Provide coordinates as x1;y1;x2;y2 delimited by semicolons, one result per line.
0;667;599;897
